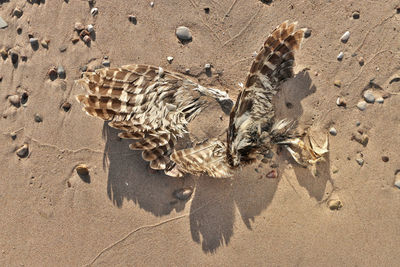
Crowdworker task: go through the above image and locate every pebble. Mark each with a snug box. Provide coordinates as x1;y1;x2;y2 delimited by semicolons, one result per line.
0;16;8;29
29;38;39;48
59;46;67;52
266;170;278;178
102;60;110;67
10;132;17;140
74;22;85;31
336;97;346;107
16;144;29;158
57;66;66;79
10;51;18;64
358;57;364;66
21;92;28;105
356;101;367;111
356;158;364;166
304;28;311;38
376;97;384;104
8;95;20;106
34;113;42;122
334;80;341;87
327;198;343;210
41;39;49;48
337;52;344;61
394;171;400;189
90;7;98;16
76;164;89;176
13;8;23;18
86;24;94;33
61;102;71;112
340;31;350;43
150;2;154;7
173;187;193;201
381;156;389;162
352;11;360;19
204;7;210;14
83;35;91;44
0;47;8;58
128;15;137;24
204;63;211;69
48;67;57;80
175;26;192;41
363;91;375;103
167;56;174;63
329;127;337;136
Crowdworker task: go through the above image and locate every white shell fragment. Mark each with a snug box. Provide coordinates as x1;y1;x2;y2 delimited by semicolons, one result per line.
340;31;350;43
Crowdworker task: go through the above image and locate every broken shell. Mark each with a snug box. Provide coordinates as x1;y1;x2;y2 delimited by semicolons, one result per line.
8;95;20;106
76;164;89;176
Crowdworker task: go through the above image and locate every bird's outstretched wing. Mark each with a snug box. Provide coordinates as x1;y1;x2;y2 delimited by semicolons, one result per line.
227;21;308;167
76;64;232;177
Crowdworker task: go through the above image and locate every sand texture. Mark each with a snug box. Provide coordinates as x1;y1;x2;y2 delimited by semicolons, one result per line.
1;0;400;266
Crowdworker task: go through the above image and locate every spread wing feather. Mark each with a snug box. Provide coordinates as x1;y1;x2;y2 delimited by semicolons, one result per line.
227;21;306;167
76;64;232;177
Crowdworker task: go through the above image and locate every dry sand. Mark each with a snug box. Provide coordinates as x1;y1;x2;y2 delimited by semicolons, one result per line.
1;0;400;266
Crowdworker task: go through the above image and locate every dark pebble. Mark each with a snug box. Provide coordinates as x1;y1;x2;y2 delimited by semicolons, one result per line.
382;156;389;162
173;187;193;201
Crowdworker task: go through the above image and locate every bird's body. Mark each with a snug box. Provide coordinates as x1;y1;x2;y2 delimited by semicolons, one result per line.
76;21;328;178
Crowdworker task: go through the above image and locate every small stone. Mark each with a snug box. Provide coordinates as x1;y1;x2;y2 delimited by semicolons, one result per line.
76;164;89;176
61;102;71;112
396;6;400;14
185;68;190;74
337;52;344;61
358;57;364;66
340;31;350;43
394;170;400;189
59;46;67;53
327;198;343;210
10;51;19;64
8;95;20;106
150;2;154;7
48;67;57;80
376;97;384;104
381;156;389;162
336;97;346;107
10;132;17;140
356;101;367;111
167;56;174;63
0;47;8;58
102;60;110;67
332;167;339;174
86;24;94;33
266;170;278;178
175;26;192;42
34;113;42;122
352;11;360;19
304;28;311;38
16;144;29;158
363;91;375;103
329;127;337;136
57;66;66;79
173;187;193;201
204;7;210;14
29;38;39;48
13;8;23;18
90;7;98;16
71;36;79;44
41;39;49;48
128;15;137;24
334;80;341;87
204;63;211;69
356;158;364;166
74;22;85;31
0;16;8;29
21;92;28;105
83;35;91;44
355;121;361;126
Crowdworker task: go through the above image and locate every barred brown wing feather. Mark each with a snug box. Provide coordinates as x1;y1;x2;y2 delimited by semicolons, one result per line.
171;139;232;178
227;21;306;166
76;64;210;175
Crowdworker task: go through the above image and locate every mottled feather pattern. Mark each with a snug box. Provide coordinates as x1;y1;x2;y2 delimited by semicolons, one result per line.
227;21;305;167
76;21;323;178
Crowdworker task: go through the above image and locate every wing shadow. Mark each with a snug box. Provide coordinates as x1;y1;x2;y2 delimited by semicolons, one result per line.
103;123;192;216
277;70;333;201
